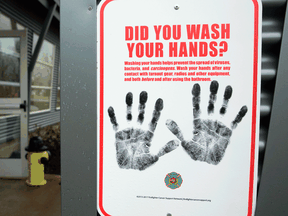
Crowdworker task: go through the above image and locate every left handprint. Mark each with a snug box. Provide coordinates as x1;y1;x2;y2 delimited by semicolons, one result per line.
108;91;179;171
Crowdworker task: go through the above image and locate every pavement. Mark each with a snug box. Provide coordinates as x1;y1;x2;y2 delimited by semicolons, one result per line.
0;174;61;216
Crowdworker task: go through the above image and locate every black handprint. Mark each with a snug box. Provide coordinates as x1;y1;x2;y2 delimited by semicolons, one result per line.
108;91;179;171
166;81;248;165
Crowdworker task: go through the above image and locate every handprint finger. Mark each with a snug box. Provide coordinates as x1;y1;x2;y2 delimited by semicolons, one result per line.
137;91;148;124
157;140;179;157
231;106;248;129
192;83;201;119
166;119;185;141
148;98;163;132
208;80;219;115
220;86;233;115
108;106;118;131
192;84;202;129
126;92;133;121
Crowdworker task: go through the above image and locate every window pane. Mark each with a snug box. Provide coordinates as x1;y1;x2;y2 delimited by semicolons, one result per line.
0;38;20;82
33;34;55;65
31;88;51;111
0;37;21;98
32;62;53;87
0;85;20;98
30;34;55;113
0;12;25;30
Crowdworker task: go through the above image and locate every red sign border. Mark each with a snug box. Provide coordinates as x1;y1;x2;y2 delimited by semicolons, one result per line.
98;1;259;215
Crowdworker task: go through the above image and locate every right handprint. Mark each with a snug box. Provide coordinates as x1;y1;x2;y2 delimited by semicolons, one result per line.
166;80;248;165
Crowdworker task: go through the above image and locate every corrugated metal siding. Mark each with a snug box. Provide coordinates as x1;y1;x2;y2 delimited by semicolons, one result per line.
29;111;60;131
27;28;33;66
50;42;60;111
0;0;60;142
258;0;287;188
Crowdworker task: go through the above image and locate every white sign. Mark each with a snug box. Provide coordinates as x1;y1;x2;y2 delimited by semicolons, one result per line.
97;0;262;215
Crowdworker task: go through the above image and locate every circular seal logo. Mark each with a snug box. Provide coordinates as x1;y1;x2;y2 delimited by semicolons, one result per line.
164;172;183;189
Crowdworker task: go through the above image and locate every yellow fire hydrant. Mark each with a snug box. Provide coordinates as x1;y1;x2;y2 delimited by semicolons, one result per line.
25;136;51;186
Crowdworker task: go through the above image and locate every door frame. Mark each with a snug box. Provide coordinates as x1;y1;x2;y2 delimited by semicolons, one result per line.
0;30;28;177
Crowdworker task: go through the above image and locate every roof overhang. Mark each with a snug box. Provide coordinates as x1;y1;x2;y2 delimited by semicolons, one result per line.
37;0;60;21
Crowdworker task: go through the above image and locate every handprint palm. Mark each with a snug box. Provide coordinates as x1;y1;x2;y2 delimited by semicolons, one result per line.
108;91;179;170
166;81;248;165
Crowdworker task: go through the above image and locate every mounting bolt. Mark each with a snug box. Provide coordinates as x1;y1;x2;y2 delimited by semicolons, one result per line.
174;5;179;10
88;5;93;11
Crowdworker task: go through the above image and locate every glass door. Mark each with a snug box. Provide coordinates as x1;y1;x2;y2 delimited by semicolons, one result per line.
0;30;28;177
